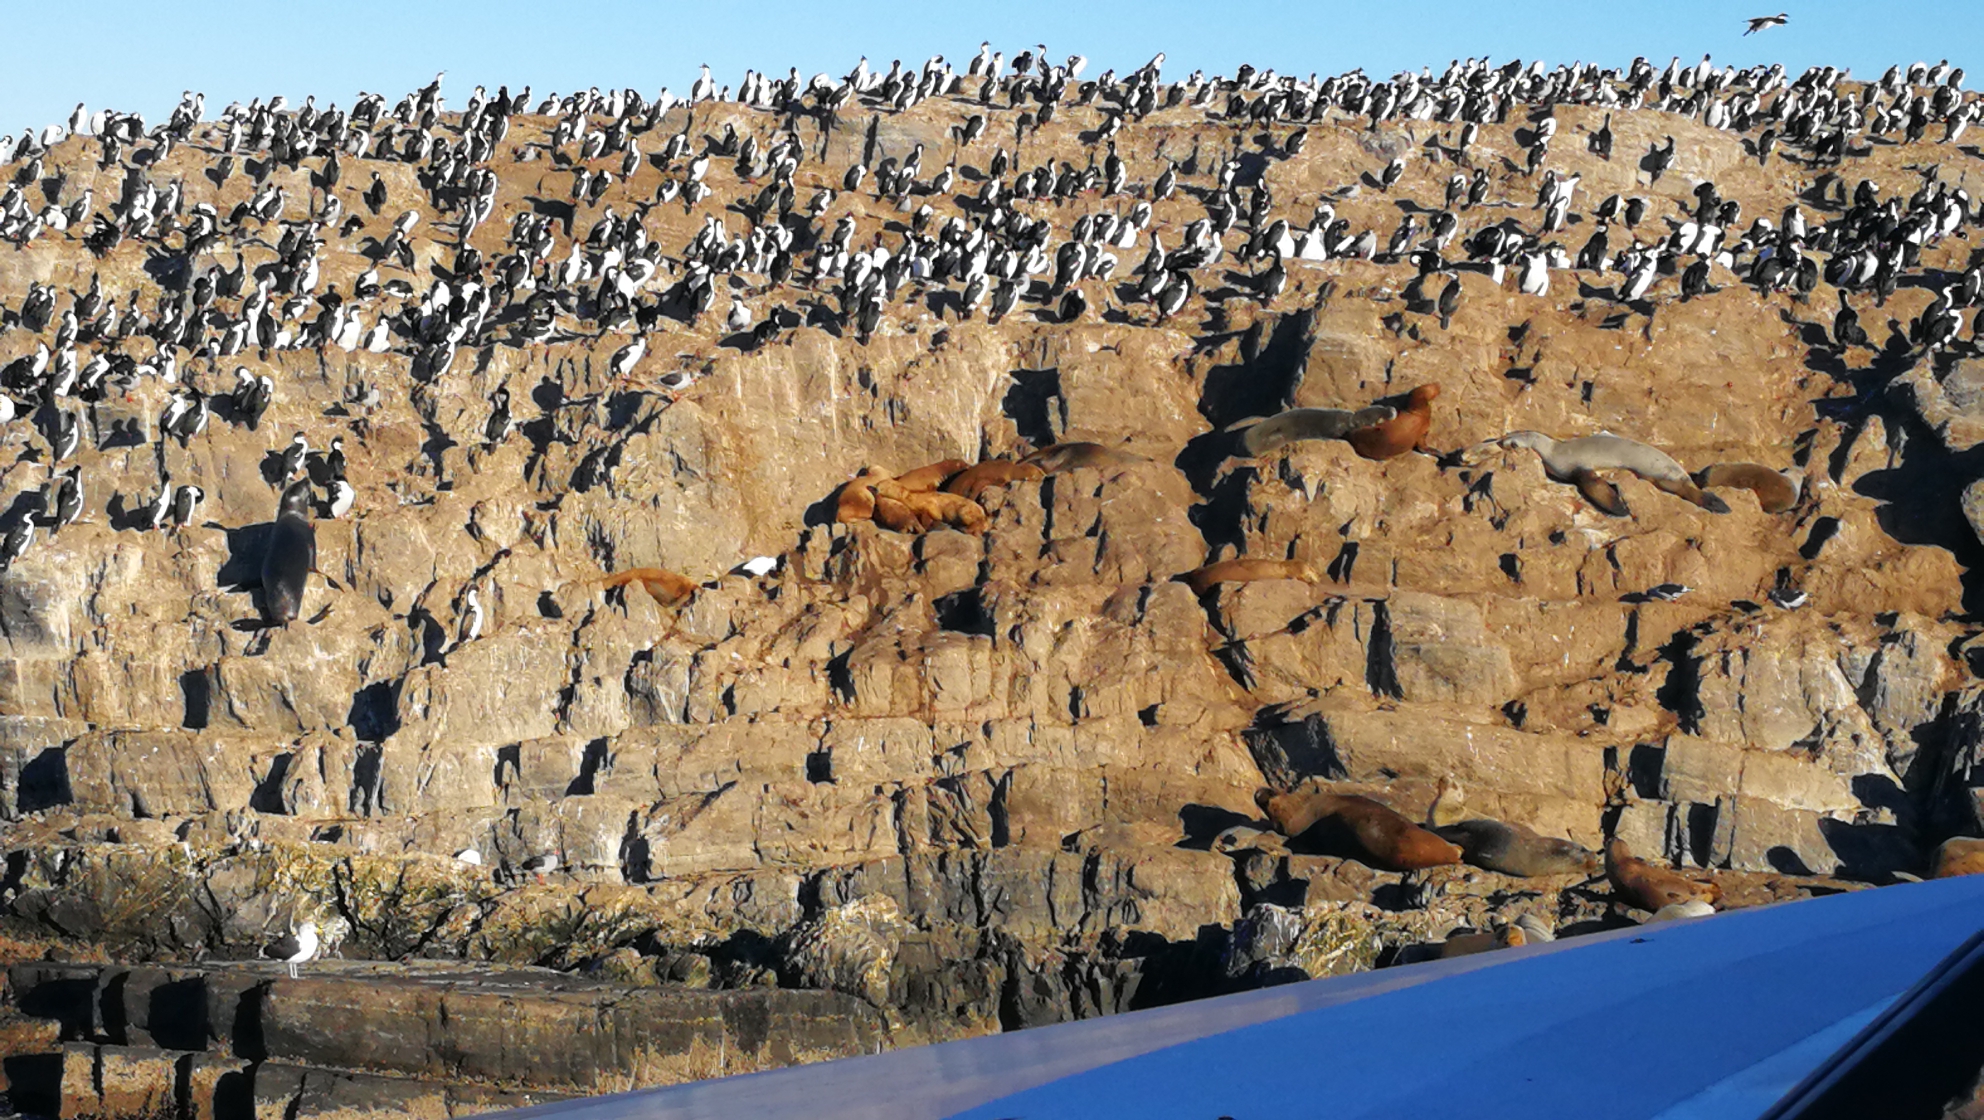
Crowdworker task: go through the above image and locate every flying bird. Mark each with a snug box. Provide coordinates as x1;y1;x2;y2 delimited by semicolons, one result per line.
1743;13;1788;34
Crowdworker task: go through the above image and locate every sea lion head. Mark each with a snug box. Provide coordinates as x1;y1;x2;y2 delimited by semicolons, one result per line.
277;479;314;520
1499;430;1549;453
1408;383;1442;407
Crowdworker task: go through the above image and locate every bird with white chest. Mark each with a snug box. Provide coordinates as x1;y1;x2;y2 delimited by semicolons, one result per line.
264;919;320;979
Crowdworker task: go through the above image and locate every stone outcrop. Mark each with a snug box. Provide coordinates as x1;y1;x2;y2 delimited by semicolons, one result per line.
0;48;1981;1114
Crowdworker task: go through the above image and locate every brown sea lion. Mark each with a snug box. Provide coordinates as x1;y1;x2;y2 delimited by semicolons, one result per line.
1501;431;1730;515
900;489;988;533
893;458;970;493
1569;468;1630;517
835;479;878;523
1693;463;1803;514
944;458;1046;501
1022;442;1149;474
1178;558;1317;596
1605;838;1718;912
1395;923;1528;966
1437;923;1528;957
1239;405;1398;456
1435;819;1601;877
1346;383;1440;461
872;494;925;533
1255;787;1464;872
594;567;699;606
1932;837;1984;879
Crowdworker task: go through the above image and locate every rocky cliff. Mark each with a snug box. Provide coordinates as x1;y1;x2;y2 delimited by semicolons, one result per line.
1;52;1983;1114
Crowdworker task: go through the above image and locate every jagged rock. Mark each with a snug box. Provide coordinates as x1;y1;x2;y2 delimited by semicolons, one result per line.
1;48;1982;1112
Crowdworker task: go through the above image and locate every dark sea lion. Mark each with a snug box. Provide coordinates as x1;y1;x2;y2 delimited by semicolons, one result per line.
1693;462;1802;514
1021;442;1149;474
943;458;1046;501
1569;467;1631;517
1178;558;1317;596
1239;405;1397;456
1256;787;1463;872
1347;383;1440;460
262;480;316;626
1605;838;1718;912
1435;819;1601;877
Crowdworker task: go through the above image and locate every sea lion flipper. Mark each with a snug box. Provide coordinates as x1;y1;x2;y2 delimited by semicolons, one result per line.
1652;476;1728;513
1571;467;1630;516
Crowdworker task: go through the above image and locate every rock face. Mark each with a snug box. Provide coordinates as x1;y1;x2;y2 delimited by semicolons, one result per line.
0;48;1982;1112
0;959;878;1116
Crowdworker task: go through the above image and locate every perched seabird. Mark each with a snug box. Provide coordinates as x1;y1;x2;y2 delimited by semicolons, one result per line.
49;470;82;533
170;485;204;528
162;389;209;446
50;412;79;462
609;336;647;378
140;481;172;531
458;586;484;646
325;478;356;519
264;920;321;979
735;556;779;577
1768;587;1809;610
1;520;33;571
279;434;308;483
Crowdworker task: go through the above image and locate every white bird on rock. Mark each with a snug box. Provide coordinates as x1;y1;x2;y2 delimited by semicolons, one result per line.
609;336;647;379
264;920;320;979
458;587;484;646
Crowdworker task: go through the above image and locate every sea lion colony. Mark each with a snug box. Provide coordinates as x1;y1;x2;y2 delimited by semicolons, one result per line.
0;40;1980;994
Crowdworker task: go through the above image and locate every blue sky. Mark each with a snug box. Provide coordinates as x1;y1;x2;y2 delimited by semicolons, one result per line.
0;1;1976;132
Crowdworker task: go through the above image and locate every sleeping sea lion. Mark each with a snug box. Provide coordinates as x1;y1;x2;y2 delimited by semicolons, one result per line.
1434;819;1601;877
1239;405;1397;456
1501;431;1730;515
892;458;970;493
1177;558;1317;596
944;458;1046;501
1256;787;1463;872
899;488;988;533
1022;442;1149;474
1604;838;1718;912
872;494;924;533
835;479;878;523
834;467;896;523
1693;462;1803;514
